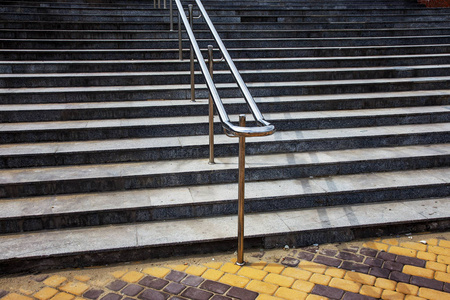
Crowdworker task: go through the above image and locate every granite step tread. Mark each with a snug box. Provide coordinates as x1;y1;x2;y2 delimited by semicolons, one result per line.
0;147;448;219
2;75;450;95
0;105;448;133
0;195;448;263
2;89;450;112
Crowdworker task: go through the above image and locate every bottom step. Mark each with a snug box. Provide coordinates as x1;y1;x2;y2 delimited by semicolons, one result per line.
0;197;449;274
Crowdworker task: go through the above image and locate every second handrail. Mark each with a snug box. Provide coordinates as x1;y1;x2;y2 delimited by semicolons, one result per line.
174;0;275;137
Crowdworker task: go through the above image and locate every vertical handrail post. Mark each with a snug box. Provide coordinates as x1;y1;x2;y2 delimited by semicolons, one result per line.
236;114;246;266
188;4;195;102
169;0;173;31
178;11;182;60
164;0;166;9
158;0;161;9
154;0;156;8
208;45;215;164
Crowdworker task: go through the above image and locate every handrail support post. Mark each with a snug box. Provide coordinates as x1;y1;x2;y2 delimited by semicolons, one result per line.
189;4;195;102
169;0;173;31
208;45;215;164
236;114;246;266
178;11;182;60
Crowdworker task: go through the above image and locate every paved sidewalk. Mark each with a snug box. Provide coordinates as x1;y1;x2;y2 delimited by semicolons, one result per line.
1;232;449;300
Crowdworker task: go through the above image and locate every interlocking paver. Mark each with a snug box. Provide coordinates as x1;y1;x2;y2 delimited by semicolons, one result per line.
360;285;382;298
246;280;278;295
139;276;169;289
274;287;308;300
202;268;225;281
329;278;361;293
142;267;170;278
60;282;90;296
238;266;268;281
34;287;59;300
396;282;419;296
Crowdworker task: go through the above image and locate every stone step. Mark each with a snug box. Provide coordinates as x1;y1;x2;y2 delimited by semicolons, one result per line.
0;123;449;198
0;193;448;273
0;7;437;16
1;90;450;123
2;35;450;49
3;20;450;30
2;27;450;39
2;65;450;88
2;12;449;23
0;153;448;234
1;44;448;60
1;106;448;165
1;76;450;103
1;54;447;74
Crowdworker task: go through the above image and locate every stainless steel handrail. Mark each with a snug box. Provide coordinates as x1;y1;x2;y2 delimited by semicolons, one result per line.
174;0;275;137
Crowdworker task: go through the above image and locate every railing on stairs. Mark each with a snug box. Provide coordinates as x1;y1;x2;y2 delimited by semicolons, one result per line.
166;0;276;265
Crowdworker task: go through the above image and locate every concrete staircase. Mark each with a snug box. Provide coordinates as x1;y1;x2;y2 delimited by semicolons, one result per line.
0;0;449;273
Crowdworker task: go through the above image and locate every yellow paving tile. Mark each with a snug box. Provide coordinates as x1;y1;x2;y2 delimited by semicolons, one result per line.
305;295;329;300
291;279;315;293
329;278;361;293
142;267;170;278
360;285;383;298
111;270;127;279
201;268;224;281
220;262;241;274
238;266;268;281
59;282;89;296
265;273;295;288
417;251;436;262
426;261;447;272
202;262;223;269
298;260;326;274
121;271;145;283
18;290;32;296
388;246;417;258
50;293;75;300
256;294;283;300
364;241;389;251
309;273;331;286
404;296;426;300
34;287;59;300
418;287;450;300
439;239;450;249
167;264;188;271
264;263;285;274
426;239;439;246
246;280;278;295
399;242;427;252
274;287;308;300
434;271;450;283
324;267;346;279
282;267;312;281
396;282;419;296
73;276;90;283
2;293;33;300
437;254;450;265
381;290;405;300
403;265;434;279
219;273;250;288
383;239;399;246
185;265;207;276
429;245;450;256
250;261;268;270
43;276;67;288
344;271;376;286
375;278;397;291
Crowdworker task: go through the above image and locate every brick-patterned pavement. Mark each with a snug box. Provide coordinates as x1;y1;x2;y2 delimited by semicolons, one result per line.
1;233;450;300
